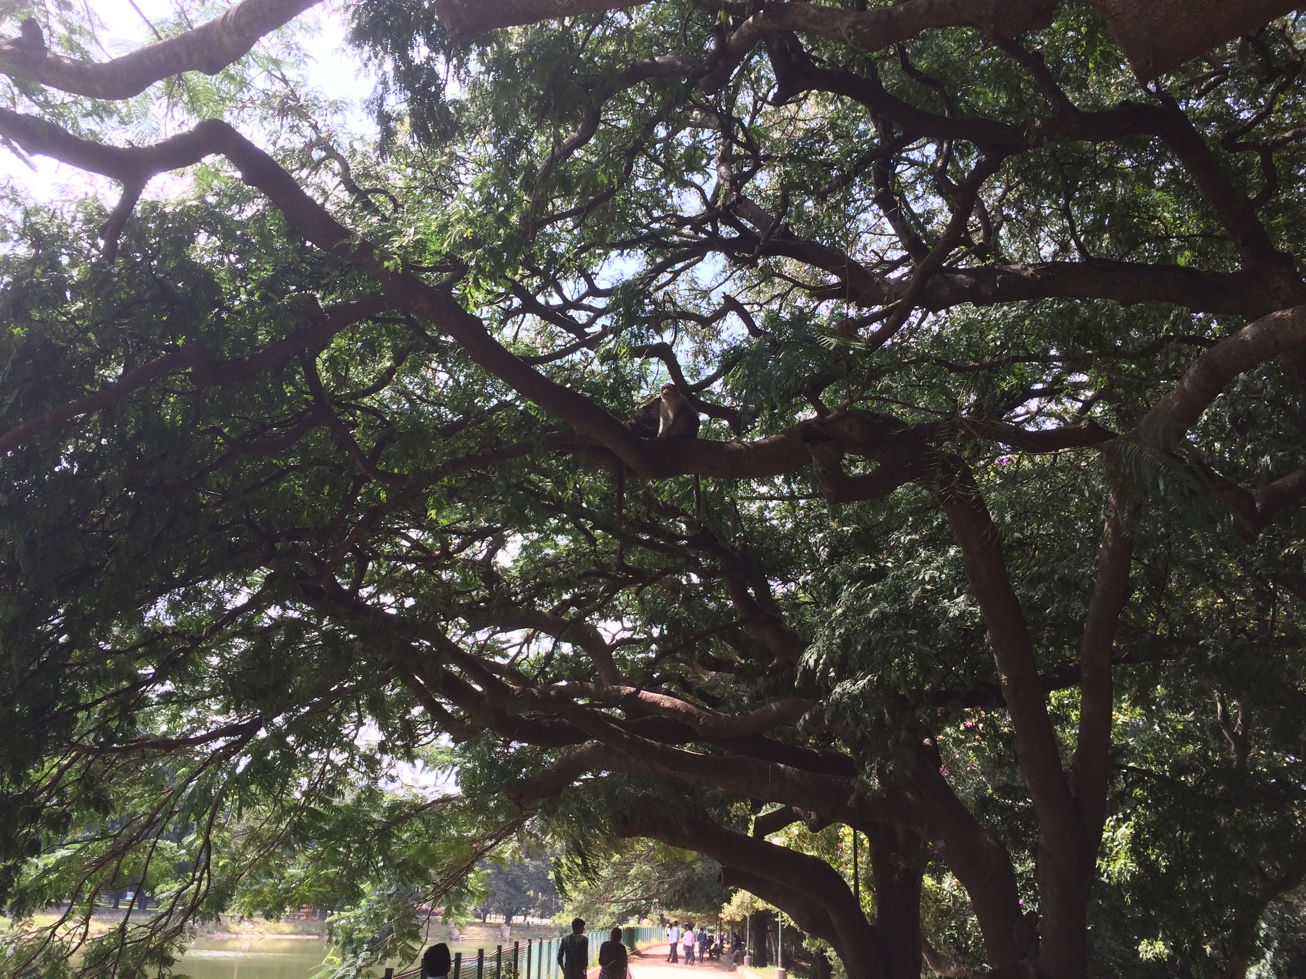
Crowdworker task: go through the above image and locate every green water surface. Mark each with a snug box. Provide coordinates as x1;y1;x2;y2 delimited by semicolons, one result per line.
176;937;338;979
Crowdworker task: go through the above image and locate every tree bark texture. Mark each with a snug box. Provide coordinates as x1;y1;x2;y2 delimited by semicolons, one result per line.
1091;0;1306;80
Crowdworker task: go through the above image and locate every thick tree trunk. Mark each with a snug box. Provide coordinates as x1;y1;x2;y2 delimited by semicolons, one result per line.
1035;856;1092;979
723;866;885;979
866;826;923;979
908;733;1027;974
749;910;773;969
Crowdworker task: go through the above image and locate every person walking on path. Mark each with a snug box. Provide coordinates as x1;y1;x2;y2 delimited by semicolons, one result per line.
599;927;630;979
667;922;680;963
682;923;696;965
558;917;589;979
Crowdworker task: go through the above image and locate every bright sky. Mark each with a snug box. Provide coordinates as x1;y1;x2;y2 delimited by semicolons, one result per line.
1;0;368;201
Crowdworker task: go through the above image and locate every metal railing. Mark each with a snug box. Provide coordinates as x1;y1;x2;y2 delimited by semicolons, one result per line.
387;925;663;979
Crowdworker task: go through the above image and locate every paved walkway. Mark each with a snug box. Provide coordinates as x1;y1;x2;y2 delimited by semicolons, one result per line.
621;943;741;979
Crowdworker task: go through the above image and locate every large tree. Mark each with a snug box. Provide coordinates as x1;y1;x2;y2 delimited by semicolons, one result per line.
478;854;561;923
2;2;1306;978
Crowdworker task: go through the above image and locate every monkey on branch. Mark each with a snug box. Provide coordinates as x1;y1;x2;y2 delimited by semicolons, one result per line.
655;382;699;439
616;382;700;526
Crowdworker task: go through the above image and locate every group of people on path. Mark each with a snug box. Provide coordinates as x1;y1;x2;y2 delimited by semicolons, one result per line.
421;917;676;979
558;917;633;979
664;922;713;965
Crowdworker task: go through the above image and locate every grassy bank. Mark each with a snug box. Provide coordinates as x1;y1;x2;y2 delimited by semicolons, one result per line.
6;908;332;941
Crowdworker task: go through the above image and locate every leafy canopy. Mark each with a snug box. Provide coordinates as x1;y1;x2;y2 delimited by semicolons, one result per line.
1;2;1306;979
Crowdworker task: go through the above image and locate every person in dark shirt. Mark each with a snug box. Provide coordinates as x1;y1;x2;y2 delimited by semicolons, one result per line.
598;927;629;979
558;917;589;979
422;943;451;979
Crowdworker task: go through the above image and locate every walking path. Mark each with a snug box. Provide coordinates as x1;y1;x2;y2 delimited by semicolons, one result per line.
620;943;742;979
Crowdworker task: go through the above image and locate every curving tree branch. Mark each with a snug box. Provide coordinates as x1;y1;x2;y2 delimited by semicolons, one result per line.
1137;304;1306;446
0;0;323;99
0;109;671;476
620;807;889;979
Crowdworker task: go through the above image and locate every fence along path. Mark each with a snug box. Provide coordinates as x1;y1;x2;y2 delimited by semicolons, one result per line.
389;925;665;979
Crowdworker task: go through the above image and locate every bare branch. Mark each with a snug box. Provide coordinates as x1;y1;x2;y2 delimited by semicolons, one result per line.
0;0;322;99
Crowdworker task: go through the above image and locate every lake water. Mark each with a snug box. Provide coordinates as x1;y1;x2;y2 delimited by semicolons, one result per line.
175;930;582;979
176;937;338;979
175;935;535;979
